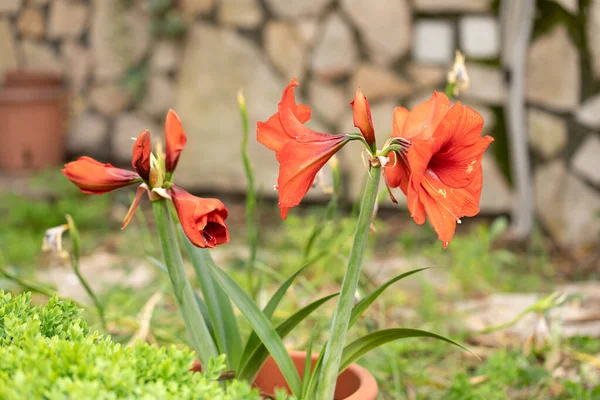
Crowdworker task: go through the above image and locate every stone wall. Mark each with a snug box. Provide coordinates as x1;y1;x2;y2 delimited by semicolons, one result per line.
0;0;598;248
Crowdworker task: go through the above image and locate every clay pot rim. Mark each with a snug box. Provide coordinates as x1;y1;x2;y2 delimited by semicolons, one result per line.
286;350;378;400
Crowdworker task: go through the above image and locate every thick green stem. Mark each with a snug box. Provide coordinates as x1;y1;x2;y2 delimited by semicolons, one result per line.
316;165;381;399
152;200;218;366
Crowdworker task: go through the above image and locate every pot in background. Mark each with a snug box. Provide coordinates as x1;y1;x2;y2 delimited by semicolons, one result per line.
0;70;67;171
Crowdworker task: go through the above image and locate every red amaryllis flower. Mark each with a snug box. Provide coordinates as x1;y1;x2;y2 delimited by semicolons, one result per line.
171;185;229;248
62;110;230;248
62;156;141;194
350;88;375;148
257;78;350;219
384;92;493;247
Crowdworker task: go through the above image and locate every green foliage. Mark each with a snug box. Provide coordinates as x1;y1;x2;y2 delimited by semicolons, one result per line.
444;349;598;400
0;172;111;266
0;291;276;400
147;0;187;39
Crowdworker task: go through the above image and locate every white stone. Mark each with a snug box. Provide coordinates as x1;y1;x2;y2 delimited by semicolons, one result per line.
413;0;489;12
308;80;347;125
20;41;63;74
527;109;567;159
311;13;358;79
264;21;307;81
555;0;578;13
67;112;107;155
350;64;413;101
535;161;600;248
61;41;91;95
48;0;88;38
89;83;131;117
589;0;600;78
463;64;506;105
180;0;214;15
296;19;319;44
413;20;455;65
150;41;180;74
572;135;600;186
0;0;21;14
459;16;500;59
265;0;333;18
91;0;150;80
141;75;175;118
527;25;580;112
576;95;600;130
113;112;160;162
479;153;512;213
218;0;264;28
16;7;44;38
341;0;411;65
173;23;285;192
0;19;17;83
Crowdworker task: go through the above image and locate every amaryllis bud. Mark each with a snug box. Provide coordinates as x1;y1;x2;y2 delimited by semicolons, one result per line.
350;88;375;148
132;130;151;181
170;185;229;248
149;153;164;189
165;109;187;174
62;156;141;194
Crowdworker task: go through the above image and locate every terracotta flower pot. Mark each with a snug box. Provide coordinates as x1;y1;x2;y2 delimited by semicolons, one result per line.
0;70;67;171
253;350;378;400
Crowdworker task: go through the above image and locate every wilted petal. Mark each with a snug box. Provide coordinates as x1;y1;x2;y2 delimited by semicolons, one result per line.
121;184;150;230
165;109;187;173
62;156;141;194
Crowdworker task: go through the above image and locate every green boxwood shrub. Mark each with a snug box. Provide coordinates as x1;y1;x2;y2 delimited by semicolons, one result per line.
0;291;278;400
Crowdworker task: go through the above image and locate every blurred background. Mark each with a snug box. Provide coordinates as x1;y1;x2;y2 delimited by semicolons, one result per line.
0;0;599;398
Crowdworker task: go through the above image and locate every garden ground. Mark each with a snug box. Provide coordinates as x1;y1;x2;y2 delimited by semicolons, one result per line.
0;170;599;399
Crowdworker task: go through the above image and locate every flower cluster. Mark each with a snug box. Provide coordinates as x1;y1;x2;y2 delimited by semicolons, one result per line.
258;79;493;247
62;110;229;248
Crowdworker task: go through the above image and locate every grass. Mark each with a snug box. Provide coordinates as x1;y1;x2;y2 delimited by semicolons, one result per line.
1;171;599;399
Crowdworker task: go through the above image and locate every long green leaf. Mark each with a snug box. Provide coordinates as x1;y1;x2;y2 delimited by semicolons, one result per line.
238;264;309;370
349;268;429;328
301;325;318;399
305;268;428;398
152;200;218;366
340;328;476;372
237;292;338;382
149;254;218;347
206;260;302;396
183;236;243;370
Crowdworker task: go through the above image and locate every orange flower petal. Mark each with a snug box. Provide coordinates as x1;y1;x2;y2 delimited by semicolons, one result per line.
384;152;411;194
171;185;229;248
351;88;375;147
427;103;492;189
392;106;410;137
276;137;347;219
132;130;151;181
62;156;141;194
165;109;187;173
401;92;451;141
258;79;349;219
